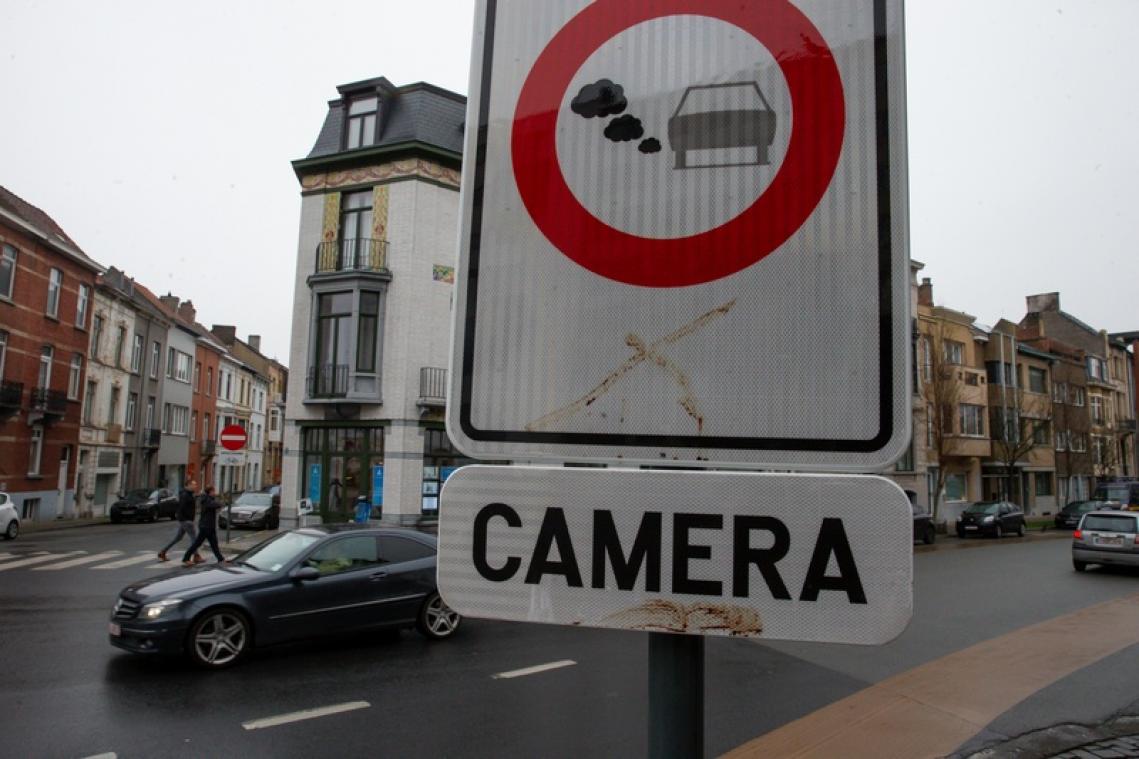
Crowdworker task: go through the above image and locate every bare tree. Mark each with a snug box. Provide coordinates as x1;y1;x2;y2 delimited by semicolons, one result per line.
921;321;963;524
989;387;1051;504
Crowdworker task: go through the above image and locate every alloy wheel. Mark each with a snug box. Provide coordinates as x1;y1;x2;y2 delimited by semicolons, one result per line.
422;594;461;639
191;611;248;667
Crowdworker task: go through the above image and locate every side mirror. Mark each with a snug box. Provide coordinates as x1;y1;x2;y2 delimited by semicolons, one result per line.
289;566;320;582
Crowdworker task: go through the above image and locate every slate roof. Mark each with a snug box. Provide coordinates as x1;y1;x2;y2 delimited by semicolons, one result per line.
303;79;466;162
0;184;103;272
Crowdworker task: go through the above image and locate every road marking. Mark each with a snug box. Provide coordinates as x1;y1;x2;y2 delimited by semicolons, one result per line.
0;551;48;561
241;701;371;730
80;753;116;759
725;590;1139;759
33;551;122;570
492;660;577;680
0;552;84;571
92;552;161;570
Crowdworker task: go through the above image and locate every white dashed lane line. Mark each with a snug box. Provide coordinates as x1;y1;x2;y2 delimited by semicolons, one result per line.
0;552;84;571
241;701;371;731
92;552;161;570
33;551;123;570
492;660;577;679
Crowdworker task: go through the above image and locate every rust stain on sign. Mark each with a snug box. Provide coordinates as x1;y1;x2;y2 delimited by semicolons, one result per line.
526;299;736;433
601;599;762;637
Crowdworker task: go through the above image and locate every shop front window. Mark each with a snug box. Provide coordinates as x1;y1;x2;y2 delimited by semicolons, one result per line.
301;426;384;521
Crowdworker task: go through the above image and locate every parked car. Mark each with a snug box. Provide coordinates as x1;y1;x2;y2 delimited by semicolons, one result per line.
1072;510;1139;572
1054;500;1120;529
907;491;934;545
108;524;460;668
218;491;279;530
956;500;1026;538
1092;479;1139;511
0;492;18;540
110;488;178;523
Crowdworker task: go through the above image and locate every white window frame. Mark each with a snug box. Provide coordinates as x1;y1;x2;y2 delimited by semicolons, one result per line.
131;334;143;374
28;426;44;476
82;380;97;425
0;330;7;380
1070;432;1087;453
959;403;984;437
943;340;964;366
1052;382;1066;404
68;354;83;400
1072;387;1086;407
125;393;137;431
0;244;16;300
38;346;53;390
150;341;161;379
46;268;62;318
1054;429;1067;451
75;284;90;327
1090;395;1105;425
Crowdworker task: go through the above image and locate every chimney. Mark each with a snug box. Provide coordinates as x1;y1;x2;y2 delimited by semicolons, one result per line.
178;300;197;324
1026;292;1060;313
248;335;262;353
917;277;933;307
211;325;236;345
159;293;180;312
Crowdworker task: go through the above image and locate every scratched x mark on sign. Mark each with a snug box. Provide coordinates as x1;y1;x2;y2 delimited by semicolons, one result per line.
526;299;736;434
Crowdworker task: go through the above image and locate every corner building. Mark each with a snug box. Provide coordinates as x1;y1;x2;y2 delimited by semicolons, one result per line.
281;77;476;526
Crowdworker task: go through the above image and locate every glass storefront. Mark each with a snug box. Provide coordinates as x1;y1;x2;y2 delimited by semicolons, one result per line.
301;426;384;521
420;428;477;514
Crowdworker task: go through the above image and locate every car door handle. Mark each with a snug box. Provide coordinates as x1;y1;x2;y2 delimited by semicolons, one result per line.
369;571;388;581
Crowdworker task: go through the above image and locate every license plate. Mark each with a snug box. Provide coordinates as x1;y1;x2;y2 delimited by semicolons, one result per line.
1097;536;1123;546
109;622;121;636
965;525;978;531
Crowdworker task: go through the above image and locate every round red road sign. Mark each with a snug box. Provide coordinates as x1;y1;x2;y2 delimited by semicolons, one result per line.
220;424;247;452
512;0;846;288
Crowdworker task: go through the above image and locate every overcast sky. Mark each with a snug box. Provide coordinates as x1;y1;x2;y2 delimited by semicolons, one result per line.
2;0;1135;364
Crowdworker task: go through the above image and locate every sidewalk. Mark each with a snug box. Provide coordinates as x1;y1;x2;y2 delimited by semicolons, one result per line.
21;516;111;534
915;525;1071;554
220;528;276;554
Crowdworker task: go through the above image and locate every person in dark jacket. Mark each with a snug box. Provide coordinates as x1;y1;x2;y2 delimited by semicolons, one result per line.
182;485;226;566
158;480;202;563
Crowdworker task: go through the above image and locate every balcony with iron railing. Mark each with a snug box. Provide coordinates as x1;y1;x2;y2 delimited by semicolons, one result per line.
30;387;68;417
141;428;162;448
201;439;217;457
306;364;349;399
0;380;23;411
315;238;389;274
418;367;447;408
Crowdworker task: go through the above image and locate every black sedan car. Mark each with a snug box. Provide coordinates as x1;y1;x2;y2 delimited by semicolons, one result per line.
108;525;460;668
110;488;178;523
956;500;1026;538
1055;500;1120;529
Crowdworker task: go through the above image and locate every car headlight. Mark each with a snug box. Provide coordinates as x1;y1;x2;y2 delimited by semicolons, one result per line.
140;598;183;620
982;515;995;524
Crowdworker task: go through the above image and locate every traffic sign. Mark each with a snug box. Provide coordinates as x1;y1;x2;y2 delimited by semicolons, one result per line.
448;0;909;470
220;424;247;452
437;466;913;644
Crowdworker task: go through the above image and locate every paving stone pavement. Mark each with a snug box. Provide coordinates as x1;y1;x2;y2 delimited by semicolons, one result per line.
958;716;1139;758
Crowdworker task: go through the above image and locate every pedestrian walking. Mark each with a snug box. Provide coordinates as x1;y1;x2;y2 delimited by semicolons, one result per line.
182;485;227;566
158;480;202;563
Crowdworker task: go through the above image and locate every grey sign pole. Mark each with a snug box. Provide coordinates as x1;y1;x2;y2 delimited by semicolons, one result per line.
649;632;704;759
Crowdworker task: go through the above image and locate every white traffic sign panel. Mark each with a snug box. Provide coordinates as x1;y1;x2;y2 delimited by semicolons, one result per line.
448;0;909;470
438;466;912;644
220;424;247;452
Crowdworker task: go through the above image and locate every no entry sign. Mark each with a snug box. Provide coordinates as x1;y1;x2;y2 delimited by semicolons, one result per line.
220;424;247;452
449;0;909;470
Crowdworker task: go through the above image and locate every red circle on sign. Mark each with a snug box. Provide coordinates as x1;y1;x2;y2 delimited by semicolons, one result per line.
512;0;845;288
220;424;247;451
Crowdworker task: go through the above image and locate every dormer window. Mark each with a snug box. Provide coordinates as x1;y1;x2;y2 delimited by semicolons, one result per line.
345;96;379;150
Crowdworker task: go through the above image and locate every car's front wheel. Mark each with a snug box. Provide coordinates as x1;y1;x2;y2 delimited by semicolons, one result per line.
994;524;1004;539
3;520;17;540
188;609;251;668
1016;520;1026;537
417;592;461;640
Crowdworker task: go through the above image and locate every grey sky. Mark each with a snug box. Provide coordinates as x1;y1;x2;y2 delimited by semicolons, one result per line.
2;0;1135;364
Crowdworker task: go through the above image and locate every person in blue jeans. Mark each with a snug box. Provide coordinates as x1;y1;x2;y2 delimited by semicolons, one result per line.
182;485;226;566
158;480;202;563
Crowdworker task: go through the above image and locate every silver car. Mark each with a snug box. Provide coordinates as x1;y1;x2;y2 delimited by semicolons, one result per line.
1072;510;1139;572
1;492;18;540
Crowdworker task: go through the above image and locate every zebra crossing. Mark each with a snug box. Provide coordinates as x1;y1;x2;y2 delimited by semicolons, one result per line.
0;549;179;573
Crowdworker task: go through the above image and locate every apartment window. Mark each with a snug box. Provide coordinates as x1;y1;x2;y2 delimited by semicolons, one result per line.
114;326;126;368
894;439;914;472
28;426;44;475
150;341;160;378
1032;420;1050;446
1087;356;1108;382
169;350;192;383
1035;472;1053;497
357;291;380;372
125;393;137;431
194;362;201;392
166;347;175;378
1090;395;1105;425
1052;382;1066;404
0;331;7;379
76;284;90;327
206;367;213;397
345;95;379;150
1070;432;1087;453
82;381;96;424
959;404;984;436
0;244;16;299
91;315;104;359
339;190;374;269
1054;430;1067;451
944;473;966;501
203;413;211;441
190;411;198;442
269;408;279;433
163;403;190;435
130;334;143;373
943;340;964;366
926;405;935;448
1093;435;1110;466
21;497;40;521
38;346;53;389
314;291;353;395
1028;367;1047;394
145;397;155;430
1072;387;1085;407
68;353;83;399
46;268;62;318
109;387;120;425
920;336;932;382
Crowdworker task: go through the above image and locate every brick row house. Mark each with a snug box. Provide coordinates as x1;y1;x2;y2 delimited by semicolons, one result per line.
0;185;288;523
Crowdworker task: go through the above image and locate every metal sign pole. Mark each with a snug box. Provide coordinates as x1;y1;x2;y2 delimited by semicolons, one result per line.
649;632;704;759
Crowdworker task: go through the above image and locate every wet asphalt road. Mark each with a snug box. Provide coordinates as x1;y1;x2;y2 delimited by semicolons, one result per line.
2;522;1138;758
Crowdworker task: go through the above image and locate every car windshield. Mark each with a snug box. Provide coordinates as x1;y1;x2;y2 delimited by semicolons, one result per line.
235;531;322;572
966;502;1001;515
125;489;150;502
146;489;164;501
1082;515;1139;533
1064;501;1094;513
234;493;273;508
